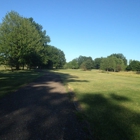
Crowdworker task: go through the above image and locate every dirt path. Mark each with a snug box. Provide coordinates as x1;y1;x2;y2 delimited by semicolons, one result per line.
0;72;90;140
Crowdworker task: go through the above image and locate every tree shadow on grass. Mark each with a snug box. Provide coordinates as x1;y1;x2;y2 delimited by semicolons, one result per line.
79;93;140;140
2;70;139;140
0;70;43;98
53;71;89;83
51;71;140;140
110;93;131;102
0;72;89;140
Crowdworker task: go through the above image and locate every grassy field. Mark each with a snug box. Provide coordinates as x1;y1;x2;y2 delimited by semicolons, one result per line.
54;69;140;140
0;66;45;98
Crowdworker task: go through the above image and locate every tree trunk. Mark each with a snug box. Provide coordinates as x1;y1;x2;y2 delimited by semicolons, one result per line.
16;64;20;70
22;64;24;70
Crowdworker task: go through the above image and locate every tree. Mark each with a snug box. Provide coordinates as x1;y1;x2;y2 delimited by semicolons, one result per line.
28;17;50;46
114;58;125;71
126;60;140;71
100;56;125;72
70;59;79;69
109;53;127;66
94;57;104;69
77;55;93;68
65;56;93;70
100;58;110;71
0;11;43;70
77;56;86;67
27;18;51;68
63;62;72;69
0;11;67;70
80;59;93;71
45;45;66;69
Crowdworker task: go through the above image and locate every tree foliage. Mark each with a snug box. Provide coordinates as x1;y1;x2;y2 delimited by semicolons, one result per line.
64;52;140;73
126;60;140;71
80;59;93;70
109;53;127;66
93;54;127;72
0;11;44;69
93;57;104;69
64;58;79;69
65;55;93;70
0;11;66;70
100;56;125;72
45;45;66;69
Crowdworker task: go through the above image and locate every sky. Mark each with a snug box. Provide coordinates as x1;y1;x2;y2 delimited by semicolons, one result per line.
0;0;140;62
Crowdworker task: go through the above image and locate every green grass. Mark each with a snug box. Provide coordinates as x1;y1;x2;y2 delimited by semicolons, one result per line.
54;69;140;140
0;68;45;98
0;65;8;70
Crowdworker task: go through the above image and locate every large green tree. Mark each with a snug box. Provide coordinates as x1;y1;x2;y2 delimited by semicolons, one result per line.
94;57;104;69
0;11;43;70
28;17;50;46
100;56;125;72
71;59;79;69
100;57;114;71
126;60;140;71
109;53;127;66
80;59;93;70
44;45;66;69
77;55;93;68
27;18;51;68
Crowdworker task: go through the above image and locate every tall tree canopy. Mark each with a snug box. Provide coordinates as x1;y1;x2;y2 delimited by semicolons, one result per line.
77;55;93;68
93;57;104;69
28;17;50;46
100;56;125;72
93;54;127;71
109;53;127;66
0;11;66;70
0;11;43;69
45;45;66;69
65;55;93;70
126;60;140;71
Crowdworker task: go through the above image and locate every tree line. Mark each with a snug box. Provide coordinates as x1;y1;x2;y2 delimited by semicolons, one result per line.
0;11;66;70
65;54;140;72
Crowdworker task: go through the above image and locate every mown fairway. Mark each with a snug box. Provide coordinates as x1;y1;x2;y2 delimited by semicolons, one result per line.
0;67;45;98
54;69;140;140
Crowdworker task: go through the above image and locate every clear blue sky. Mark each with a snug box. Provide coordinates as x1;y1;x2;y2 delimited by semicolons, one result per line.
0;0;140;62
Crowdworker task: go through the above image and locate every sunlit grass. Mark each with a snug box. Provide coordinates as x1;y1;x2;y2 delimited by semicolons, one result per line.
54;69;140;140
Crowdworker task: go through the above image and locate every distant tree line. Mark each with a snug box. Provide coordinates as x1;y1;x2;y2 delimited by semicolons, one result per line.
0;11;66;70
65;53;140;72
64;56;93;70
126;60;140;72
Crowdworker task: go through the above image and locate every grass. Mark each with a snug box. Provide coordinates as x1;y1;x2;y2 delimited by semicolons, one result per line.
0;66;45;98
0;65;8;70
53;69;140;140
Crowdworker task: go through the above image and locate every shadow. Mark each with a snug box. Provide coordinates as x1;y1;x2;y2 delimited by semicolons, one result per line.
110;93;131;101
68;79;89;82
52;71;89;83
0;72;89;140
78;93;140;140
0;70;43;98
1;70;140;140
